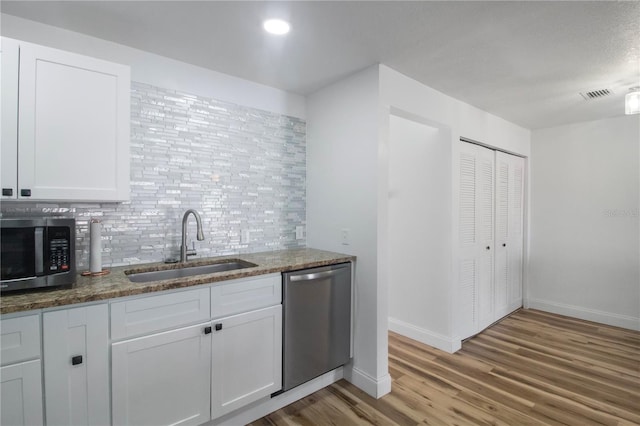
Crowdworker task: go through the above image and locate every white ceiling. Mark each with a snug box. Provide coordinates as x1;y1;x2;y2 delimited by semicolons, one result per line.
2;1;639;129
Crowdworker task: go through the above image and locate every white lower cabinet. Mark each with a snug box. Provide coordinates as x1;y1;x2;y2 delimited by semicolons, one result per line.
0;360;44;426
0;274;285;426
0;314;41;366
111;322;212;426
110;275;283;425
43;304;110;426
212;305;282;418
0;314;43;426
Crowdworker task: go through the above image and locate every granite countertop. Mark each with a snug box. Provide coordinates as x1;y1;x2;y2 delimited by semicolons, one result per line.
0;248;355;315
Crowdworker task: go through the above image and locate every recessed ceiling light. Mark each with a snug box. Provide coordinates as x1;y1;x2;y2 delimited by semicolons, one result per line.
263;19;290;35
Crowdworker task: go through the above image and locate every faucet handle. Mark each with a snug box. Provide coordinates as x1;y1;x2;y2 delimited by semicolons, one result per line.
186;241;197;257
181;242;197;257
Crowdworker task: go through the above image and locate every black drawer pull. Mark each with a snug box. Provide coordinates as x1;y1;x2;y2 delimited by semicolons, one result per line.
2;188;13;196
215;323;222;331
204;326;212;335
20;189;31;197
71;355;83;365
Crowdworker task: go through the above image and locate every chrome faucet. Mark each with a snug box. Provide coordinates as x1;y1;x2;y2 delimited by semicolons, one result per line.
180;209;205;262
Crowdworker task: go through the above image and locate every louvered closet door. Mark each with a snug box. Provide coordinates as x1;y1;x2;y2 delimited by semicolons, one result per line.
457;142;495;339
494;151;525;318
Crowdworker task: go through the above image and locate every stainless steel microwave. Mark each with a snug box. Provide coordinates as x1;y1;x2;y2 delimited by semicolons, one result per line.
0;217;76;292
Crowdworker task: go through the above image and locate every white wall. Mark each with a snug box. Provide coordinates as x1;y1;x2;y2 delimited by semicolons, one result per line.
529;115;640;330
1;14;305;118
307;64;532;401
379;66;531;157
388;115;453;345
379;65;531;351
306;65;391;397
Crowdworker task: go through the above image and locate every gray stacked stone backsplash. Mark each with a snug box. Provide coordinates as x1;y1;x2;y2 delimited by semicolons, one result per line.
1;82;306;270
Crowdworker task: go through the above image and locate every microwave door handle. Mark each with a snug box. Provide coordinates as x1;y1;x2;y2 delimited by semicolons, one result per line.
35;227;44;275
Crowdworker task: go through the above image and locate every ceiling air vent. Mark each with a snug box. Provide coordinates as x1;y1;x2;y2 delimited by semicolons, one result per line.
580;89;612;100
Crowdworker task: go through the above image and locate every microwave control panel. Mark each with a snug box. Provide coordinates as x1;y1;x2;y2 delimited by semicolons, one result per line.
48;227;71;272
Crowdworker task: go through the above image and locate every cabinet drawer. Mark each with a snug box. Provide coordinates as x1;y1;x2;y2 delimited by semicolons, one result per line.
211;274;281;318
111;287;210;340
1;315;40;366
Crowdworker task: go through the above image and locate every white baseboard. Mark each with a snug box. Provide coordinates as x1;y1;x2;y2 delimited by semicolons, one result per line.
527;298;640;331
343;365;391;398
210;367;344;426
388;317;462;353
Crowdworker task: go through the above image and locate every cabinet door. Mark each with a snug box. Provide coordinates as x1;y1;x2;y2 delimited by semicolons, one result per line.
17;41;130;201
1;37;19;199
494;151;525;317
211;305;282;419
457;142;495;339
0;360;44;426
43;304;110;426
112;323;211;426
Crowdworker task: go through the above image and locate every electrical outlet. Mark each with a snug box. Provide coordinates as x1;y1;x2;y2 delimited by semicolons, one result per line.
241;229;250;244
295;225;304;240
341;228;350;245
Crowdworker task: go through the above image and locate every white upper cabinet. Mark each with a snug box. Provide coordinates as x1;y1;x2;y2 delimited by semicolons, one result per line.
1;37;130;201
1;38;20;199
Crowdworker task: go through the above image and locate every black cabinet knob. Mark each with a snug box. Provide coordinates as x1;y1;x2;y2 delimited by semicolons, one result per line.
204;326;212;335
20;189;31;197
2;188;13;196
486;246;491;250
215;323;222;331
502;243;506;247
71;355;83;365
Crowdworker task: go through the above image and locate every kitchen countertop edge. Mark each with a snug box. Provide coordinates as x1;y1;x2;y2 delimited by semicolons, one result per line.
0;248;355;315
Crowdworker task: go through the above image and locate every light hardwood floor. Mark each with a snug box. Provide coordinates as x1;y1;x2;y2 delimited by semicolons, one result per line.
251;309;640;425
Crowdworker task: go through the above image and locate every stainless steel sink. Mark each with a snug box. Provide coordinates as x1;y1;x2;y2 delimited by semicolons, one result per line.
126;260;257;283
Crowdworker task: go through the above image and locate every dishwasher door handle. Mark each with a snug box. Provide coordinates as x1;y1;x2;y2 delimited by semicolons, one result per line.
289;269;341;282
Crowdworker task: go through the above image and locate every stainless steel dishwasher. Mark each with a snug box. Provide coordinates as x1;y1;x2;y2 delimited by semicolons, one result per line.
282;262;352;392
